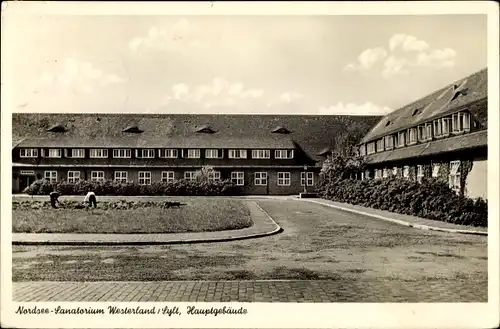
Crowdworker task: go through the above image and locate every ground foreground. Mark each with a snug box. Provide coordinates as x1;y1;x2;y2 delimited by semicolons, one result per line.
12;198;252;234
12;199;487;302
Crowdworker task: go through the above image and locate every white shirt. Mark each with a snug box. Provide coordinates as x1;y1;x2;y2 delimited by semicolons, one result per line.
84;191;96;202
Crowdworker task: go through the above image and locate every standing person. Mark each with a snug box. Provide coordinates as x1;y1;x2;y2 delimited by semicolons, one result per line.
84;188;97;209
49;190;60;209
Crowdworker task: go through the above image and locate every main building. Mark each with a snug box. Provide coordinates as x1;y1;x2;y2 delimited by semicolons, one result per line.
12;114;379;195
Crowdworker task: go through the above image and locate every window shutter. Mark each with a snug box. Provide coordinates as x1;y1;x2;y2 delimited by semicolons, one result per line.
219;149;223;158
41;149;45;157
64;149;68;158
135;149;139;158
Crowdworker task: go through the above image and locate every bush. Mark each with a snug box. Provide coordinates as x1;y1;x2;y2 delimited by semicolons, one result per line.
23;179;243;197
317;177;487;227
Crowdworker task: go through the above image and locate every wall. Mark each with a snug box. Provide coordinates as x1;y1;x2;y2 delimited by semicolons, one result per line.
12;167;318;195
465;158;487;199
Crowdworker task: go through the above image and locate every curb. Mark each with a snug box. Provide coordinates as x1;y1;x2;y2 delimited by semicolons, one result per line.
304;199;487;236
12;201;283;245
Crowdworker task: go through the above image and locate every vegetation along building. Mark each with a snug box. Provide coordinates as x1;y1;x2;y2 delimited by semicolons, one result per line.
12;114;379;195
358;68;488;200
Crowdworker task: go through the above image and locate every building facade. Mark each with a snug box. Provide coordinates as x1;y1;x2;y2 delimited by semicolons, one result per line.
357;68;488;199
12;114;379;195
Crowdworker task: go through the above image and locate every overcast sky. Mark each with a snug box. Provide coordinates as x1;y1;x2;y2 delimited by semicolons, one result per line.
4;13;487;116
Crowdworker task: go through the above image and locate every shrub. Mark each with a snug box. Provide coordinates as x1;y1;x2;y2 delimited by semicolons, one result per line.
317;177;487;227
23;179;243;197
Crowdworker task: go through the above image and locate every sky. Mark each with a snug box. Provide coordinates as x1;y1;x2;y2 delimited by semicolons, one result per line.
3;13;487;116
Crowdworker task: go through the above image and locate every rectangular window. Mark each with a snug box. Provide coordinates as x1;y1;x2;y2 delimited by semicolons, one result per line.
20;170;35;175
48;149;62;158
205;149;222;159
186;149;201;159
229;149;247;159
374;169;382;179
208;171;221;182
403;166;410;179
90;149;108;158
463;112;471;131
449;160;461;191
384;136;394;150
159;149;178;158
44;171;57;182
231;172;245;186
426;123;433;140
417;165;424;183
274;150;294;159
138;171;152;185
407;128;417;144
397;132;405;147
366;142;376;154
434;120;442;137
432;164;440;178
442;118;451;136
113;149;131;158
376;139;384;152
114;171;128;183
418;126;426;142
301;172;314;186
359;145;366;156
252;150;271;159
138;149;155;158
67;171;80;183
91;171;105;182
393;167;398;177
254;172;268;186
382;168;389;179
184;171;199;181
71;149;85;158
162;171;175;183
277;172;291;186
20;149;38;158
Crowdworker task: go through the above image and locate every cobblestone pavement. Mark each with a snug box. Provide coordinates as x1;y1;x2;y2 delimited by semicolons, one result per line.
13;279;487;302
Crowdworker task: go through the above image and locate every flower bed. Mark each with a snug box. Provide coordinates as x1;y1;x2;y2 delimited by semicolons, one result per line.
317;178;487;227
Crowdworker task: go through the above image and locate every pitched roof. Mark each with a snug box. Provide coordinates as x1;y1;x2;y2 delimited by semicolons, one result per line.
365;130;487;164
361;68;488;144
12;113;380;162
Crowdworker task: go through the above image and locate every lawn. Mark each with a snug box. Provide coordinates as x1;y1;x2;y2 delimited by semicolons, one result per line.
12;198;253;234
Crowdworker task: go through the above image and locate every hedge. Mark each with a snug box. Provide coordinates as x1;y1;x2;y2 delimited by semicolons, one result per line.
317;177;487;227
23;179;243;196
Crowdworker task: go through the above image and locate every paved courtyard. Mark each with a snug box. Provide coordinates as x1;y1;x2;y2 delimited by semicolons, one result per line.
12;198;488;302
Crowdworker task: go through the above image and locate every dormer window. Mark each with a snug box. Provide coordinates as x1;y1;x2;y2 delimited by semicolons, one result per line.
412;108;423;116
366;143;375;155
384;136;394;150
137;149;155;158
47;124;67;132
397;132;405;147
123;125;143;133
272;126;291;134
20;149;38;158
274;149;293;159
385;120;393;127
376;139;384;152
196;125;216;134
317;148;332;157
406;128;417;145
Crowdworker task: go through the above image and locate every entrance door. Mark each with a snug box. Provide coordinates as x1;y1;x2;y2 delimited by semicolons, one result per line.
19;172;36;192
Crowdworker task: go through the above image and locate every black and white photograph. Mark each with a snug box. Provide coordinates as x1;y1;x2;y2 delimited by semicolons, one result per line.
1;2;499;328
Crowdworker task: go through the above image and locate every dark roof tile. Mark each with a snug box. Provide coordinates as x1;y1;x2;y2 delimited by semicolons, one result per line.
361;68;487;143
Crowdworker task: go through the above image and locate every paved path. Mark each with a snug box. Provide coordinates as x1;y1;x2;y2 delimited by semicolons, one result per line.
305;198;487;235
13;279;487;302
12;201;281;245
